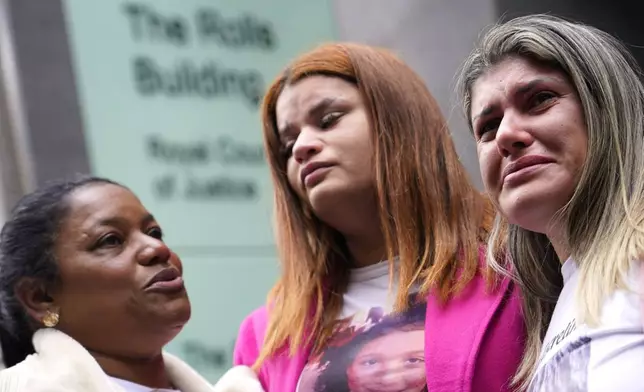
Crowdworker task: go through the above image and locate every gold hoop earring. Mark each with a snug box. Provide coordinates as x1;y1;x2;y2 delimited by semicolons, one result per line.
42;309;59;328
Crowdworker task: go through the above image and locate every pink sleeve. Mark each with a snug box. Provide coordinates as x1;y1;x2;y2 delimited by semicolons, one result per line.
233;307;267;366
233;310;262;366
233;307;270;388
472;279;526;391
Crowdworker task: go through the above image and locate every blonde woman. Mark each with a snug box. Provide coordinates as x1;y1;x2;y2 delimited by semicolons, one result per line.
458;14;644;391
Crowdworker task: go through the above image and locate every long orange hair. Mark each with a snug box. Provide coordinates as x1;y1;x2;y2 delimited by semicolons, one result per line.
256;43;494;367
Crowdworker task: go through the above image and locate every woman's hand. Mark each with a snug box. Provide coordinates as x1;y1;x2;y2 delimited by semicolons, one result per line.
213;366;265;392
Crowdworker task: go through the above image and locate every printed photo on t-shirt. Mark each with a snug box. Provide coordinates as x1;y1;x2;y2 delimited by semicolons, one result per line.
297;293;428;392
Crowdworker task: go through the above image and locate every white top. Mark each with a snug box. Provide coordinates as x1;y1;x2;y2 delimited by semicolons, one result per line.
297;259;428;391
529;259;644;391
341;259;399;318
0;328;215;392
110;377;179;392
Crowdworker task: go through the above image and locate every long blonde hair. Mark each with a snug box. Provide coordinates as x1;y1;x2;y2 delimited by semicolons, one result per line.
256;43;495;368
457;14;644;388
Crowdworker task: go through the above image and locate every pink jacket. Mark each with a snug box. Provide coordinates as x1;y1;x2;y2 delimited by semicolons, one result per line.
234;271;525;392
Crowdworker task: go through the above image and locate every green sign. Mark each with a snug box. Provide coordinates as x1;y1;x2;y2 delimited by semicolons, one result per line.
62;0;336;381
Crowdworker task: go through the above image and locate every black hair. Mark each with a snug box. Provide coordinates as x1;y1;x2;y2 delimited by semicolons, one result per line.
0;175;123;366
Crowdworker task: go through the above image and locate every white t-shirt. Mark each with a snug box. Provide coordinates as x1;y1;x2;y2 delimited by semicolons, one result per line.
296;259;428;392
529;259;644;391
110;377;179;392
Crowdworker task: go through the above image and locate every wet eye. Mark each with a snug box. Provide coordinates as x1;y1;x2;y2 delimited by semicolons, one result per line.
97;233;123;248
530;91;556;108
477;118;501;140
320;112;342;129
147;227;164;241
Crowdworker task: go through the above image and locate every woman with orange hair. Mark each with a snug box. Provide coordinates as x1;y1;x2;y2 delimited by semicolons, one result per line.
233;43;525;392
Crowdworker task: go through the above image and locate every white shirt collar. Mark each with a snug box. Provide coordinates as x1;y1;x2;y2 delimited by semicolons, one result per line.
110;376;179;392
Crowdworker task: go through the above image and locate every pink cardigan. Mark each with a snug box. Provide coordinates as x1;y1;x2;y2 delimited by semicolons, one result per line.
234;271;525;392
